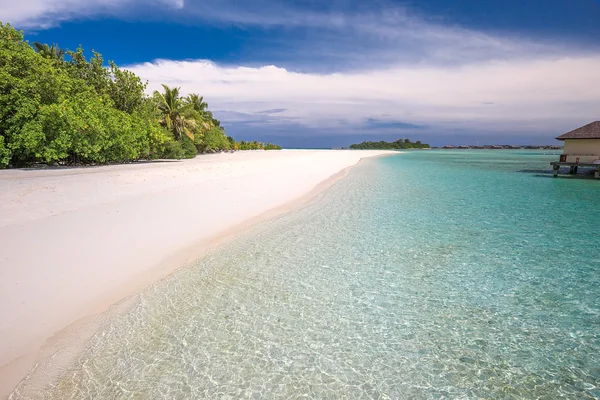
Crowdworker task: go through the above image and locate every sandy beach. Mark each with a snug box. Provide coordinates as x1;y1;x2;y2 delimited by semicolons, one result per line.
0;149;392;397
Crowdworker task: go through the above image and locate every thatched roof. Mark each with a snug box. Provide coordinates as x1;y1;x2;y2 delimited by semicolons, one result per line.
556;121;600;140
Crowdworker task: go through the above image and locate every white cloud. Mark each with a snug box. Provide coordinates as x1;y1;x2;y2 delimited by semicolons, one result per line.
128;55;600;136
125;0;598;139
174;1;563;68
4;0;566;67
4;0;598;138
1;0;183;28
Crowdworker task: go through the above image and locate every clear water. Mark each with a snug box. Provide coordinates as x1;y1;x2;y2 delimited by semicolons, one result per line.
43;151;600;399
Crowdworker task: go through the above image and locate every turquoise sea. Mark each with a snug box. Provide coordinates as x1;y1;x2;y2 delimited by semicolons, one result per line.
41;151;599;399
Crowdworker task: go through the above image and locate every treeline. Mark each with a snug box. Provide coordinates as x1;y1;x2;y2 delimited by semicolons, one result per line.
0;23;280;168
237;141;282;150
349;138;430;150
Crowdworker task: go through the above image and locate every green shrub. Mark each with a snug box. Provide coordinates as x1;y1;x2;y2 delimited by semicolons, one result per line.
199;126;230;152
0;136;10;168
147;124;174;159
160;140;184;160
181;136;198;158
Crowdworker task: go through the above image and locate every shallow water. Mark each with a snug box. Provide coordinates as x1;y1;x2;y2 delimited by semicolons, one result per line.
41;151;599;399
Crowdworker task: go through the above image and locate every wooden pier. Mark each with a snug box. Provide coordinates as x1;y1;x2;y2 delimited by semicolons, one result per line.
550;162;600;179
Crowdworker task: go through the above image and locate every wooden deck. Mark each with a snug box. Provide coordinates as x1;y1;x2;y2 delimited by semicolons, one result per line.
550;162;600;178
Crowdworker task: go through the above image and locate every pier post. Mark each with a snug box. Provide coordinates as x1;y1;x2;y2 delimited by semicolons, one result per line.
569;166;575;175
553;165;559;178
595;169;600;179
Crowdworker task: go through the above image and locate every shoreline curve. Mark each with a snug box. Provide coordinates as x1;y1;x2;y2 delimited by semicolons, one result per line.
0;149;396;398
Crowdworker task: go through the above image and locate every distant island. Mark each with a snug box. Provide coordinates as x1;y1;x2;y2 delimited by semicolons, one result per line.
349;139;430;150
0;23;280;169
437;145;562;150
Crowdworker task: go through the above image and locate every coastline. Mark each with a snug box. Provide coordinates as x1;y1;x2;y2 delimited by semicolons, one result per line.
0;149;394;398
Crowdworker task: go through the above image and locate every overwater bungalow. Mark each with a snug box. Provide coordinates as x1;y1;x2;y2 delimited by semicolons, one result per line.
551;121;600;178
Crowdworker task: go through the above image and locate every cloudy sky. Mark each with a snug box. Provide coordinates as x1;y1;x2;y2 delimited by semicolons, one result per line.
4;0;600;147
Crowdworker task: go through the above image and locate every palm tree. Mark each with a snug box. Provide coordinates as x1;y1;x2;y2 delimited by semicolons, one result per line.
185;94;208;113
32;42;65;61
153;85;195;141
198;109;224;132
183;94;212;130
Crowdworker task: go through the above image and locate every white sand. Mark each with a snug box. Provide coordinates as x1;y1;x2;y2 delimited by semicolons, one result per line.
0;149;392;397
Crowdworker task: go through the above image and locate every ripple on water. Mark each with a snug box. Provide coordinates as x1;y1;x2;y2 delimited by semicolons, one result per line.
37;151;600;399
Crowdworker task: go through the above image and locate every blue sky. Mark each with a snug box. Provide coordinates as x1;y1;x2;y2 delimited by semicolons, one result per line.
4;0;600;147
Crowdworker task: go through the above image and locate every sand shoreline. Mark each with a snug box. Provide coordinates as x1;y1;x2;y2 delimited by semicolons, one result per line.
0;149;394;398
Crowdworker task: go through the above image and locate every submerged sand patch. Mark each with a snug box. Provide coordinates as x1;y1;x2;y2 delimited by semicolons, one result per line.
0;150;393;398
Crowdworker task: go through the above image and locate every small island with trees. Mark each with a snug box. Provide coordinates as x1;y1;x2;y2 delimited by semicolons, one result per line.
349;139;430;150
0;23;281;169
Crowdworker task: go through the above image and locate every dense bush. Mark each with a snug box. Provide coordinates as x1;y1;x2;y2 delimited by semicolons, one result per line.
237;140;282;150
199;127;231;152
0;136;9;168
181;136;199;158
0;22;281;168
147;123;179;159
349;138;430;150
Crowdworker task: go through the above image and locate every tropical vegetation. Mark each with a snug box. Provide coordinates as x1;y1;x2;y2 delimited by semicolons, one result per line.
349;138;430;150
0;23;281;168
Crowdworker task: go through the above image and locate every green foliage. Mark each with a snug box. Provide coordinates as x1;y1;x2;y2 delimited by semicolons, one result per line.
161;140;184;159
198;126;230;152
349;138;430;150
66;47;110;96
108;61;147;114
180;136;198;158
0;136;10;168
235;140;281;150
0;22;281;167
147;123;177;159
153;84;196;141
9;91;149;165
1;23;71;164
227;136;236;149
32;42;65;61
184;94;208;113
